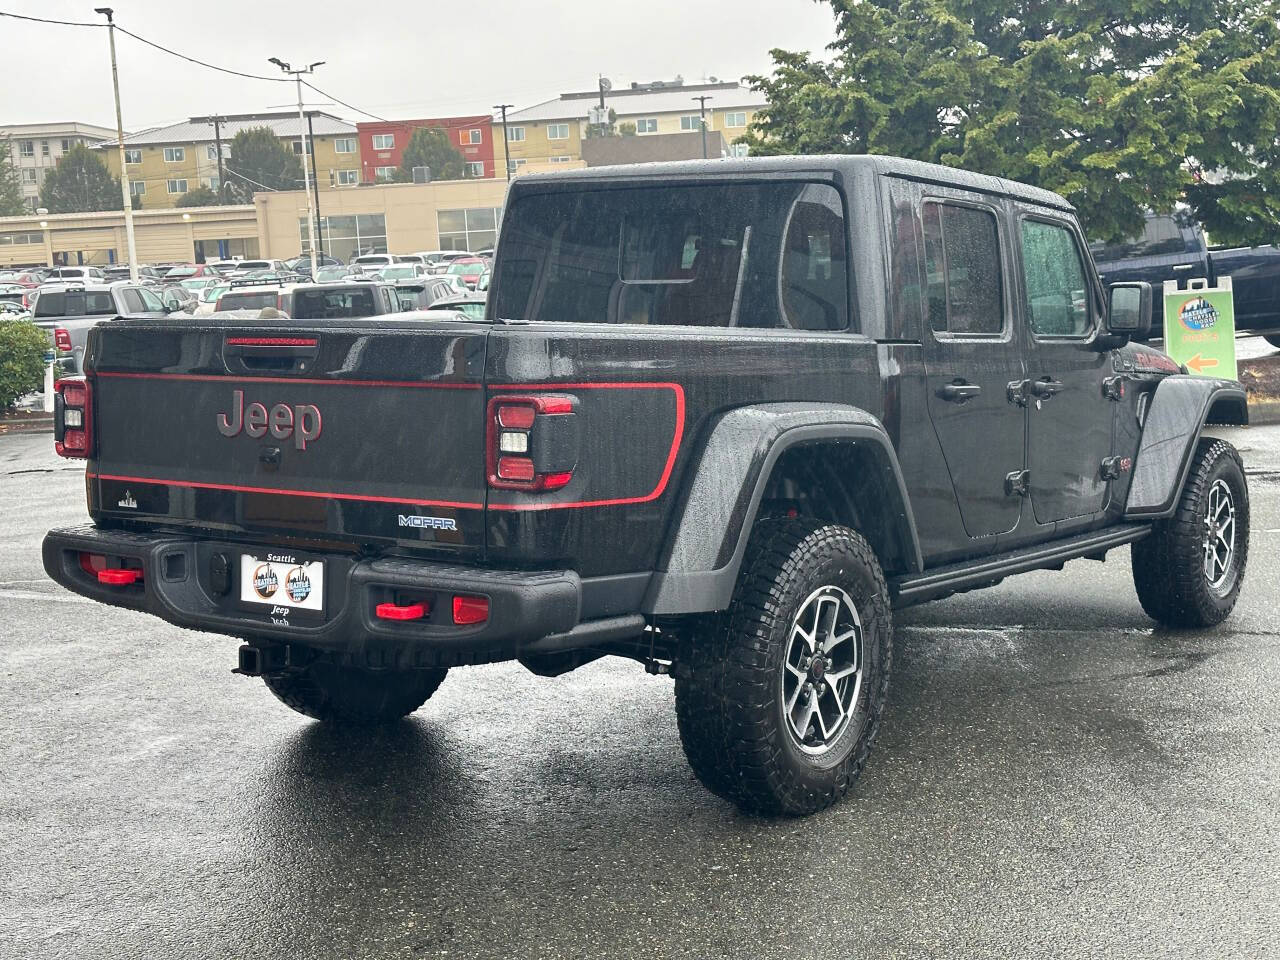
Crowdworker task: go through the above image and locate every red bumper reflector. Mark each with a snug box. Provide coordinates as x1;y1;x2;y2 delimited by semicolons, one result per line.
540;471;573;491
97;568;142;585
452;595;489;625
375;602;427;621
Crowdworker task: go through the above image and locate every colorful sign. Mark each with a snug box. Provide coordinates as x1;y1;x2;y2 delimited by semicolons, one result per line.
1162;278;1237;379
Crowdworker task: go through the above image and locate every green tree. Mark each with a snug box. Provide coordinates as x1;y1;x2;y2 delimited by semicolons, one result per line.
0;142;24;216
175;185;221;207
395;127;465;182
224;126;304;200
742;0;1280;245
38;144;122;214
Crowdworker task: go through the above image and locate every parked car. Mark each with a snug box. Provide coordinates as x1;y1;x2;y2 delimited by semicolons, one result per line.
391;277;460;310
446;257;487;289
0;270;46;287
374;264;431;281
394;254;427;266
29;282;171;372
287;282;401;319
39;155;1252;818
192;283;232;316
0;300;30;319
44;266;106;283
157;283;198;314
425;292;487;319
1090;211;1280;342
284;254;344;278
103;265;165;284
351;253;401;269
164;263;222;279
224;259;290;276
0;282;32;309
215;280;296;313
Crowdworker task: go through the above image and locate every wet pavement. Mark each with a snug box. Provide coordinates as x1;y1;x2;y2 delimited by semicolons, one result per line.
1;426;1278;959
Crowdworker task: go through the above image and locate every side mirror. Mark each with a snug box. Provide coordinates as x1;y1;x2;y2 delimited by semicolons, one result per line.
1104;281;1152;345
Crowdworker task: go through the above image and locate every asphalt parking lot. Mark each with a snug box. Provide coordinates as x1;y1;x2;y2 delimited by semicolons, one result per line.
2;426;1278;960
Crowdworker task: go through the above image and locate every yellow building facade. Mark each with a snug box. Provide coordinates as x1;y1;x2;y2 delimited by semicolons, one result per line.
97;112;362;210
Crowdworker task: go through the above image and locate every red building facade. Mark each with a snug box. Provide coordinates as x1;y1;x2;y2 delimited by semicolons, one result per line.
356;115;496;182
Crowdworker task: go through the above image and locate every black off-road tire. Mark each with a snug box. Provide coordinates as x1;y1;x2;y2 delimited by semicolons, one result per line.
1132;438;1249;628
263;661;448;724
674;518;892;816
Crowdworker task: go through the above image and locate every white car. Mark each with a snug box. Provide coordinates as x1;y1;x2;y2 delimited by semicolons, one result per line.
351;254;400;269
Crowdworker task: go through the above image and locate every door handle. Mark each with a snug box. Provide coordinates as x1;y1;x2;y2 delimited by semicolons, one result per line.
1030;377;1064;399
937;381;982;403
1171;264;1195;272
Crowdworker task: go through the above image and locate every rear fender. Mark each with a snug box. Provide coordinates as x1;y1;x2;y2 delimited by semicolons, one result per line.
1125;376;1248;518
643;403;922;614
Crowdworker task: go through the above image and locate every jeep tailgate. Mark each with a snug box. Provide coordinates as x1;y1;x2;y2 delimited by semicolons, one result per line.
86;318;490;558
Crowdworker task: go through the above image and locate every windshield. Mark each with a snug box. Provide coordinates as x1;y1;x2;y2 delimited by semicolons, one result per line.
448;262;484;276
315;267;349;282
166;266;197;277
492;182;848;330
291;287;378;319
201;285;229;303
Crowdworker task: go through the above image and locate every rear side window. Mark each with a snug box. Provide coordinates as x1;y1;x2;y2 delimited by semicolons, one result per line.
492;181;849;330
1020;219;1092;338
33;290;117;317
922;202;1004;336
291;288;378;319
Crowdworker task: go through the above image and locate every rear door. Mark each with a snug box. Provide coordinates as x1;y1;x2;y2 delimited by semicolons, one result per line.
88;319;492;559
919;190;1027;543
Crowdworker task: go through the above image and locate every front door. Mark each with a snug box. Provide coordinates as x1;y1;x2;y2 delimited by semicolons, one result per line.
920;194;1027;541
1016;215;1113;524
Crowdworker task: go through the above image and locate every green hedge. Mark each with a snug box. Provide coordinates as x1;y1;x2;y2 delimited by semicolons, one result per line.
0;319;50;410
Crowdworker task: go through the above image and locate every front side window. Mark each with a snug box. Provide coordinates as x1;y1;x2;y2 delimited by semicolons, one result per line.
372;134;395;150
547;123;569;140
1020;219;1092;338
492;181;849;331
921;202;1004;337
163;146;185;163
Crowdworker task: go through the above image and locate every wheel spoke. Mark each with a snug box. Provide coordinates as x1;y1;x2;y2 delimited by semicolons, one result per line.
823;626;859;655
785;679;805;716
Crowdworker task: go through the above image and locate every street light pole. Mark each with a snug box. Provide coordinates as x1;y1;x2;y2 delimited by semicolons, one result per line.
95;8;138;282
270;57;324;279
495;104;513;181
692;95;713;159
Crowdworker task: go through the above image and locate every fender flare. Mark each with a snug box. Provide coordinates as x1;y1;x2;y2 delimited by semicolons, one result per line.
1125;375;1248;519
642;402;922;615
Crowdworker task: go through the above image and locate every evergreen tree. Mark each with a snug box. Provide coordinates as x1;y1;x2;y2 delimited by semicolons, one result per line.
395;127;465;182
224;127;304;200
0;142;25;216
38;144;122;213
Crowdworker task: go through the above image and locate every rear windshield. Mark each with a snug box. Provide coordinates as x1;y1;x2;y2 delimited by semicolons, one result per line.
491;181;849;330
33;290;117;317
218;292;279;310
166;266;197;277
291;287;378;319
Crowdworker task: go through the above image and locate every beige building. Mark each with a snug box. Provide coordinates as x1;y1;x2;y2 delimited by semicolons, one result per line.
97;112;362;210
496;79;763;173
0;205;259;269
0;121;119;212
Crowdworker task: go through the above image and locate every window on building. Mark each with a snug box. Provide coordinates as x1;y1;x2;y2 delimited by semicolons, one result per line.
464;161;485;178
167;179;188;194
680;115;702;131
374;166;396;181
130;181;145;197
437;207;503;252
334;137;356;153
1020;219;1092;338
547;123;570;140
298;213;388;262
372;134;395;150
635;118;658;134
461;129;482;145
507;158;527;175
292;140;314;155
61;138;71;152
124;148;142;164
724;112;748;128
206;144;219;161
506;126;525;142
41;140;49;157
19;141;33;158
549;156;573;164
921;201;1004;336
335;169;359;185
201;176;220;192
729;143;750;158
21;169;37;184
163;146;185;163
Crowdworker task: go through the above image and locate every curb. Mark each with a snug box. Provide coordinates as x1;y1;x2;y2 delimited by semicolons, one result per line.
0;416;52;436
1247;398;1280;427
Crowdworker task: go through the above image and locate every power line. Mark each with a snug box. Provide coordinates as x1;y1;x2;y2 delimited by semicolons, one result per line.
113;25;291;83
301;80;389;122
0;10;102;27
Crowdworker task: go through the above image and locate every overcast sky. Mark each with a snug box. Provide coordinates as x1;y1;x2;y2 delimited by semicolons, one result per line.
1;0;836;130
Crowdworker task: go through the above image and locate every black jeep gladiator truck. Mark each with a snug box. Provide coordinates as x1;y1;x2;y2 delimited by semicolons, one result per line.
44;156;1250;816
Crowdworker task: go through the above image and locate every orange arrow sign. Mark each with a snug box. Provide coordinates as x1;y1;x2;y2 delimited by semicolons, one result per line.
1186;354;1220;374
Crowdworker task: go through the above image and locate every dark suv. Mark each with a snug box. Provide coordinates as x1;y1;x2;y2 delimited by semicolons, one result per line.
43;156;1249;816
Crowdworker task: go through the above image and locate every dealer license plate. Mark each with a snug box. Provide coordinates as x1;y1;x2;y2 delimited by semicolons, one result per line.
239;552;324;613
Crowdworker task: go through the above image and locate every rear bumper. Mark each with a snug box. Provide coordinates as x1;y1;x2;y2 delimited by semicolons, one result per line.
42;524;592;667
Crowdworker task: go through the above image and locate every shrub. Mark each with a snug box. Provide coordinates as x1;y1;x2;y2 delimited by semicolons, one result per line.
0;319;51;409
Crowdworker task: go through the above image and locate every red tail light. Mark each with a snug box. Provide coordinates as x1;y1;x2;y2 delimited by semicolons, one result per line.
54;376;92;459
452;594;489;625
375;601;427;621
486;394;577;492
54;328;72;352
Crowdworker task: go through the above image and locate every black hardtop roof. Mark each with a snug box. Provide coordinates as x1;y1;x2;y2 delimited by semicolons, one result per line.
511;154;1073;213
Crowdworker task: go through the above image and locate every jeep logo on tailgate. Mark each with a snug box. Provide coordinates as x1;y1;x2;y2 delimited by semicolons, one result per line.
216;389;322;450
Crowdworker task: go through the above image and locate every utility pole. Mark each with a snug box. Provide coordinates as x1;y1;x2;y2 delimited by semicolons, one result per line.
494;104;513;181
95;8;138;282
212;114;227;201
692;95;713;159
306;111;324;258
269;57;324;279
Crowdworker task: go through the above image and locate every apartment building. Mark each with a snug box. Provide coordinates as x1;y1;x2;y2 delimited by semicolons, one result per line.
356;116;497;182
96;112;361;209
495;79;763;174
0;122;118;211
